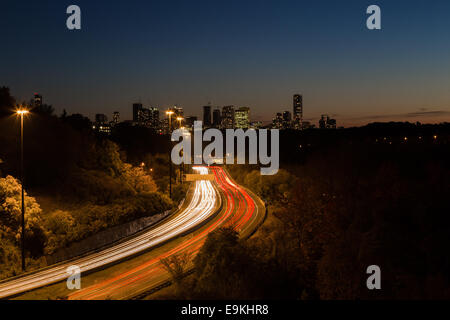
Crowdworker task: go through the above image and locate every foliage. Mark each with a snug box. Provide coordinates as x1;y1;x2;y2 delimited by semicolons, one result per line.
191;227;257;299
226;165;295;205
44;210;76;255
0;176;47;278
170;140;450;300
160;252;192;286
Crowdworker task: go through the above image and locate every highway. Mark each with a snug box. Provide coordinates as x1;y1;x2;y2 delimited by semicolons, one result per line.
68;166;265;300
0;167;218;299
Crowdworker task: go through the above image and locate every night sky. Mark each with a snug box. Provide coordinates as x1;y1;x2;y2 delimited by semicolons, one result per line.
1;0;450;126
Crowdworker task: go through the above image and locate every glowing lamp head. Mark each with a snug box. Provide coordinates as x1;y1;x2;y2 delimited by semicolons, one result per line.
166;110;174;116
16;110;29;115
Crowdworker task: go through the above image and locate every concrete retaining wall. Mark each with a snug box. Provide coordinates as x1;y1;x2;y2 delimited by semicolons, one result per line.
45;210;171;265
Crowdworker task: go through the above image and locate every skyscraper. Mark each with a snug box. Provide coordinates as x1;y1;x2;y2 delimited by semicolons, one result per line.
319;114;337;129
293;94;303;129
203;105;212;127
282;111;292;129
148;107;160;129
34;93;42;108
133;103;143;123
272;112;283;129
212;108;221;128
221;106;235;129
113;112;120;125
234;107;250;129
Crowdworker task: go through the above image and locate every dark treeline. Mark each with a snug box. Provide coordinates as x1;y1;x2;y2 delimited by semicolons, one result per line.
158;123;450;300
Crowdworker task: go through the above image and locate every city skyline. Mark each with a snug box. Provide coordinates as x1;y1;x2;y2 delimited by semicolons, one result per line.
2;0;450;126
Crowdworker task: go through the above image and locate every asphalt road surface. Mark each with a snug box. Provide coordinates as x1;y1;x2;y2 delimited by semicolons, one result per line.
0;167;218;299
0;166;265;300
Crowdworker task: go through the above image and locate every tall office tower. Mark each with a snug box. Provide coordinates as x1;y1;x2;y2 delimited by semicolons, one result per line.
203;105;212;127
282;111;292;129
112;112;120;125
221;105;235;129
33;93;42;108
162;118;170;134
319;114;329;129
140;108;151;126
293;94;303;129
272;112;283;129
212;108;221;128
133;103;143;122
234;107;250;129
148;107;160;129
95;114;108;124
319;114;337;129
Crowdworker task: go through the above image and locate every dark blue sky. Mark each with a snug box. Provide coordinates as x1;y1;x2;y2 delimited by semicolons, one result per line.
1;0;450;126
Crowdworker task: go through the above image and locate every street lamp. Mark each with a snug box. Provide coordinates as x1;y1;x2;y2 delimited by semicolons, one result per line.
166;110;175;199
16;108;29;271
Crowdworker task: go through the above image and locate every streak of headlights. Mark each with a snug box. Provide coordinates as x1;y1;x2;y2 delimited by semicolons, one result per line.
0;166;216;299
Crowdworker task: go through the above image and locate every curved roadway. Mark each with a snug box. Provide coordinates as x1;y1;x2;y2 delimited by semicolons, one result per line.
0;167;217;299
68;166;265;300
0;166;265;300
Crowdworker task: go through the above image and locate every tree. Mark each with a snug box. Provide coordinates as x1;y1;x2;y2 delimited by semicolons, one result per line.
160;252;192;286
63;113;92;131
192;227;257;299
32;104;55;116
44;210;76;255
121;163;157;194
0;175;46;259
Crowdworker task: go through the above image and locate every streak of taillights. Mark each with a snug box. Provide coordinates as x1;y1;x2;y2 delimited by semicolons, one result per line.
69;167;257;300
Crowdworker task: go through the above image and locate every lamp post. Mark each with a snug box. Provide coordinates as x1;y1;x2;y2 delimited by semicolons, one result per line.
166;110;174;199
16;108;29;271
